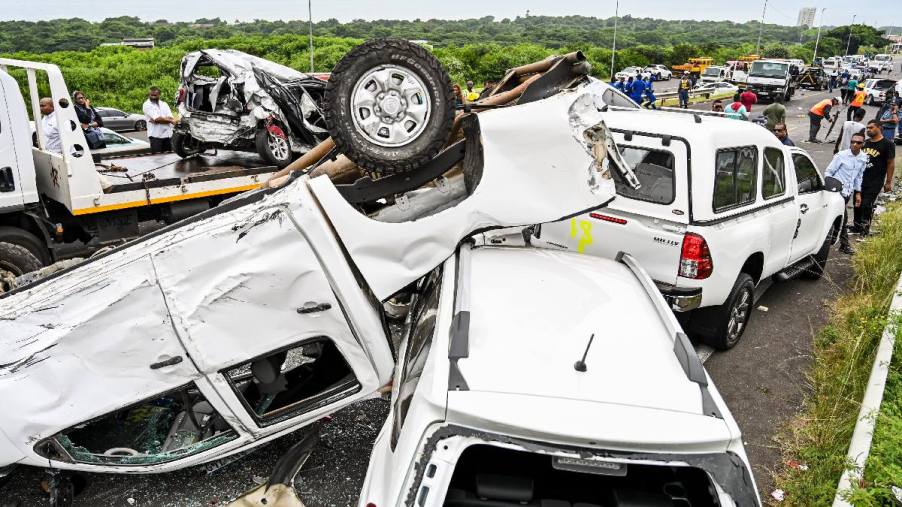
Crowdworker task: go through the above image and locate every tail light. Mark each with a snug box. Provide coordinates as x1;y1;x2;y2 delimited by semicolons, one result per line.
679;233;713;279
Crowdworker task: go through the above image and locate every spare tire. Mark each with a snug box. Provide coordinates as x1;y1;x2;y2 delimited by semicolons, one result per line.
324;39;455;176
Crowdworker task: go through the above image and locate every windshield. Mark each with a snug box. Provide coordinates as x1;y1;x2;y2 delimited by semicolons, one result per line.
703;68;721;76
750;62;788;78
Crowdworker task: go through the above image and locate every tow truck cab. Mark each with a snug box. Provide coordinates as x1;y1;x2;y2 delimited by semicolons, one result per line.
0;59;284;289
746;60;796;102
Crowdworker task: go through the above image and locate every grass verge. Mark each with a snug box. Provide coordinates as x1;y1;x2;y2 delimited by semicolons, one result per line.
773;201;902;506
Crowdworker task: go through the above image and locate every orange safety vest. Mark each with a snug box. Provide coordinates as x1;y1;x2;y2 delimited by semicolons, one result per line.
810;99;832;117
851;90;866;107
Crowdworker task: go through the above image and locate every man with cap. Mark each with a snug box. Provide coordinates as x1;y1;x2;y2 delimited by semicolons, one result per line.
807;97;839;143
678;72;691;109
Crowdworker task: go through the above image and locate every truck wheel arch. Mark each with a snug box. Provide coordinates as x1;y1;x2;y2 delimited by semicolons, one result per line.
0;216;51;264
740;252;764;285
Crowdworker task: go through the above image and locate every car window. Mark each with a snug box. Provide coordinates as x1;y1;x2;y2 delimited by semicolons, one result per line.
391;266;442;450
793;153;822;193
601;88;640;109
762;147;786;199
102;131;130;145
713;146;758;211
612;146;675;204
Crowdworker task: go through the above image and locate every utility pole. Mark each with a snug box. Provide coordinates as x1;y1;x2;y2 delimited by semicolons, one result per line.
308;0;314;73
610;0;619;81
812;8;826;63
845;14;856;56
755;0;768;55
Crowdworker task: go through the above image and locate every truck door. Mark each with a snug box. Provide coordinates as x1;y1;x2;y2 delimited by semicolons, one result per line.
788;151;827;262
0;72;26;209
152;201;392;439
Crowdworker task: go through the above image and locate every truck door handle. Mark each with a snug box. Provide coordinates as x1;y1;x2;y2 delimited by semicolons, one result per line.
297;302;332;314
150;356;183;369
800;204;809;214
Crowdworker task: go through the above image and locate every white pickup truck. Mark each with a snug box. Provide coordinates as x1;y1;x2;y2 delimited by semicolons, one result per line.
539;108;846;349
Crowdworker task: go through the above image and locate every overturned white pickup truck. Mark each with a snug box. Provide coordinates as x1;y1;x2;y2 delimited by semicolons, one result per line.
0;41;759;506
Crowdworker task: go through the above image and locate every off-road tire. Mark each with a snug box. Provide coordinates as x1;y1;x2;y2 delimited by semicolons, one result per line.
134;120;147;131
172;131;203;158
803;227;834;280
0;227;46;290
323;38;455;177
255;128;293;168
690;273;755;350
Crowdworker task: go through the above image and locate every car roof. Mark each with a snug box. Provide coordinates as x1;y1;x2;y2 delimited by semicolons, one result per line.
600;108;779;149
456;247;706;416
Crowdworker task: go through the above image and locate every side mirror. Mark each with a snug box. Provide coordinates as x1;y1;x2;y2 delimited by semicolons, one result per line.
824;176;843;193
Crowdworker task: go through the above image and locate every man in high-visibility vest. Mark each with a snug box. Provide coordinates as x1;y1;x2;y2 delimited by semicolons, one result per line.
808;97;839;143
678;72;691;109
847;83;867;121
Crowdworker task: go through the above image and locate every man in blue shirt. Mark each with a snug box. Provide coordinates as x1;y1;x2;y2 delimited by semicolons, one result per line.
629;76;646;105
824;132;867;254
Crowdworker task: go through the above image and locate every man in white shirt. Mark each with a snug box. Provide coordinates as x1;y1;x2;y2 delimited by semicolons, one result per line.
39;97;62;154
142;86;175;153
833;107;866;154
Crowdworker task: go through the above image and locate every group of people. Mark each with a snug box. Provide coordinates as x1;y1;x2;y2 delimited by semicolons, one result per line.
611;74;659;109
451;80;496;108
38;86;176;155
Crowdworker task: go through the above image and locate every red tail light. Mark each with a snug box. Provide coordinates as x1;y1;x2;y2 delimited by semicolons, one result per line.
679;233;713;279
589;212;627;225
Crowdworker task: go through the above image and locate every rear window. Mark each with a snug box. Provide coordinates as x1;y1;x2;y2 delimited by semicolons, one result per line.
612;146;675;204
713;146;757;211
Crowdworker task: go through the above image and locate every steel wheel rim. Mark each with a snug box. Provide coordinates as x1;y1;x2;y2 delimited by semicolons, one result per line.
268;133;289;160
727;289;751;342
350;64;431;148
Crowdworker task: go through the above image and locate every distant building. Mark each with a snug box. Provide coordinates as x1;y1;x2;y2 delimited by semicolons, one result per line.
797;8;816;28
99;38;155;50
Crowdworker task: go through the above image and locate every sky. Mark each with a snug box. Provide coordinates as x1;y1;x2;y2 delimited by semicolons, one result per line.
5;0;901;28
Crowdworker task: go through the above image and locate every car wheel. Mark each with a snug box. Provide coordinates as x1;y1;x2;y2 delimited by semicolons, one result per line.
803;227;835;280
171;131;203;158
0;227;46;291
134;120;147;131
323;38;455;177
691;273;755;350
255;127;293;168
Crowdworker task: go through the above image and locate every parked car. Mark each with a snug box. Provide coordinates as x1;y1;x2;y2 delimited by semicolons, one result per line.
537;108;846;349
693;81;739;97
615;66;650;81
95;107;146;132
645;64;673;80
862;78;897;105
174;49;331;167
94;127;150;156
354;244;759;507
0;42;644;498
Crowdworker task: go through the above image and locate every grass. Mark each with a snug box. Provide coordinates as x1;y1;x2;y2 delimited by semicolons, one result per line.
657;90;735;108
773;201;902;505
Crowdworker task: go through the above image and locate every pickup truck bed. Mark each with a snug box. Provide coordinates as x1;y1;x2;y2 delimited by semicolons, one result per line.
98;151;277;194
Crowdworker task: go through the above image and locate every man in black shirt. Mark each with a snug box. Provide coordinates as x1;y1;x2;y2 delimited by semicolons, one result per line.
854;120;896;235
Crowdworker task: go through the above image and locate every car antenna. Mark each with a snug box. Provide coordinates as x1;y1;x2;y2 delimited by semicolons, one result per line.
574;333;595;372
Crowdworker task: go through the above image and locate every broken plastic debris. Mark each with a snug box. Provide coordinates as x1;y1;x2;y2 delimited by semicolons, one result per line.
757;305;769;312
771;489;785;502
786;459;808;471
126;498;135;505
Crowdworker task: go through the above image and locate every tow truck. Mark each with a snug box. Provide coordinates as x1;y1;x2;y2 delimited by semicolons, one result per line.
671;57;713;78
0;58;282;290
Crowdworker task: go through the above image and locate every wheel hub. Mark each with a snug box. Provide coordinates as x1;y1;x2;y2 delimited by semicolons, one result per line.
350;64;431;148
380;95;402;115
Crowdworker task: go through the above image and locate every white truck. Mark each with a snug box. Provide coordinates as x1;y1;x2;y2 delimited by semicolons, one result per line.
700;65;728;83
746;60;797;102
538;108;846;349
0;59;289;291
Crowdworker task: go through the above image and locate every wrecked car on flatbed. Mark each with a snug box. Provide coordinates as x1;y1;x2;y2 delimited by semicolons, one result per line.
0;39;761;506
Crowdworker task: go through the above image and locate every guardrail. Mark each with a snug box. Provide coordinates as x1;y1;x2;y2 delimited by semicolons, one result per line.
832;269;902;506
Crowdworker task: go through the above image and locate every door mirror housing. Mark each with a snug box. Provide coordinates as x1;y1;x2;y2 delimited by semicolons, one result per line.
824;176;843;193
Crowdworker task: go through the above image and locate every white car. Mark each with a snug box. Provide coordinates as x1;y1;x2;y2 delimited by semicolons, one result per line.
538;108;846;349
862;78;897;105
645;64;673;80
95;127;150;156
358;244;759;507
615;66;650;81
693;81;739;96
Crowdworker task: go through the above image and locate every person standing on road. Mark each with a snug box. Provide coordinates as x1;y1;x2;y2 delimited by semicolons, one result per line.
854;120;897;235
845;76;859;104
642;77;657;109
143;86;175;153
38;97;62;154
807;97;839;143
835;108;867;153
740;88;758;113
847;83;867;121
839;71;850;102
773;122;795;146
878;91;899;140
678;72;691;109
762;101;786;130
829;71;837;92
724;93;748;120
824;132;867;254
629;75;646;105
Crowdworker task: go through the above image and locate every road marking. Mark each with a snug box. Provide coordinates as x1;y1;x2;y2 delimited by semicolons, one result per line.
695;344;715;363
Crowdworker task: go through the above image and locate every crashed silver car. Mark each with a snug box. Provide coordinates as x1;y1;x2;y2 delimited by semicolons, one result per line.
174;49;330;167
0;40;622;479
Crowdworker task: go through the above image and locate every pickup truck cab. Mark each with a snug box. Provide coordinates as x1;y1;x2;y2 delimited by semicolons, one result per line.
538;109;845;349
700;65;728;83
0;59;288;290
359;244;759;507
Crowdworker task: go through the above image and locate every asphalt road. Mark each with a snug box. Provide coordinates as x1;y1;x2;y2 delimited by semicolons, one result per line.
1;63;899;506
